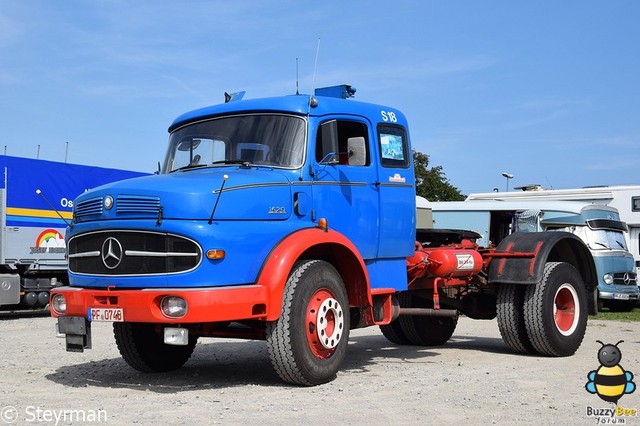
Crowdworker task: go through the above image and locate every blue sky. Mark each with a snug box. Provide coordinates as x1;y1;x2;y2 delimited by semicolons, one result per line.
1;1;638;195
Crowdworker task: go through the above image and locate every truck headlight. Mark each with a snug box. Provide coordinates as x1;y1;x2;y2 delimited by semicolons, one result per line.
51;294;67;315
161;296;188;318
603;273;614;285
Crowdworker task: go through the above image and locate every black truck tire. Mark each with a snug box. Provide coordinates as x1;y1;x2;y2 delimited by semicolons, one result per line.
398;292;458;346
380;320;410;345
113;322;197;372
266;260;350;386
496;284;536;354
523;262;588;356
379;292;412;345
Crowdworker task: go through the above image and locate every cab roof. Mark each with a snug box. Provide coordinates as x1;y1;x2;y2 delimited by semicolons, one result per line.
168;93;407;132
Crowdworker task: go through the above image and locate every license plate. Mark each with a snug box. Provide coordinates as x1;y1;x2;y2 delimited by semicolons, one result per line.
88;307;124;322
613;293;630;300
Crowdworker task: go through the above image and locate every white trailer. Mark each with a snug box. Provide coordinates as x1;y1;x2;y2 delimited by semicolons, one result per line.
0;155;147;310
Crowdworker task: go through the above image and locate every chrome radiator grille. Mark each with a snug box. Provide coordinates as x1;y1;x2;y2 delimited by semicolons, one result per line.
68;231;201;276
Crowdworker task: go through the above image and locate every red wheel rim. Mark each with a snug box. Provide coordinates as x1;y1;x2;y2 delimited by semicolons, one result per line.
553;284;579;336
306;289;344;359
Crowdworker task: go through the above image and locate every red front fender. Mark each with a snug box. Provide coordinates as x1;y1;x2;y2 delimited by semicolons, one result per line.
256;227;370;321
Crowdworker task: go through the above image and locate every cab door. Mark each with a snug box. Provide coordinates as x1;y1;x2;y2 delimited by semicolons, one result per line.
375;123;415;258
311;118;379;259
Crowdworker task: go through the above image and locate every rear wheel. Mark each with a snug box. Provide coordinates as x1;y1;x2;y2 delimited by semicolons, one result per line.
266;260;350;386
524;262;588;356
380;320;410;345
398;292;458;346
496;284;535;354
113;323;197;372
379;293;412;345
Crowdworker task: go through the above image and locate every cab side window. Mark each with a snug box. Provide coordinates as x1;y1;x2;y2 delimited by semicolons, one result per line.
378;124;410;168
316;120;370;166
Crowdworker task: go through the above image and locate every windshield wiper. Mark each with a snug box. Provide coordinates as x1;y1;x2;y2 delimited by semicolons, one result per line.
170;163;208;173
592;241;609;249
210;160;253;168
171;160;254;173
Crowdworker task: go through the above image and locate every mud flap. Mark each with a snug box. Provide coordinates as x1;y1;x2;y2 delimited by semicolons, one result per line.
58;316;92;353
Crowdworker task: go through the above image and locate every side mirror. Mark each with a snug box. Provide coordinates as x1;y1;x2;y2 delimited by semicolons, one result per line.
347;137;366;166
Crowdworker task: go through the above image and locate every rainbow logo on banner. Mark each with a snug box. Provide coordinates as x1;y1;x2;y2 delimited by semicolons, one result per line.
35;229;65;248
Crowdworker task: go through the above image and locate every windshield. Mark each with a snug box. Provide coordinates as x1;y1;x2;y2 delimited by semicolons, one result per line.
163;114;306;173
586;228;629;250
515;209;542;233
548;226;629;251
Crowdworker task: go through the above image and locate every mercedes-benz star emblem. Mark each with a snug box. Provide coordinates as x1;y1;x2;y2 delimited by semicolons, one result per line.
623;273;631;285
101;237;123;269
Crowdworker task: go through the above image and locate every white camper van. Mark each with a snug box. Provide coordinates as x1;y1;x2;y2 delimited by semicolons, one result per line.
467;185;640;278
429;199;638;312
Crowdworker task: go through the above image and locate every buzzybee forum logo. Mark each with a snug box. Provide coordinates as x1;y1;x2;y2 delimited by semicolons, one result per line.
585;340;637;422
586;341;636;403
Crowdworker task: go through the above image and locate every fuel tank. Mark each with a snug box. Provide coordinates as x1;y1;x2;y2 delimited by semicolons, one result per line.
407;241;483;281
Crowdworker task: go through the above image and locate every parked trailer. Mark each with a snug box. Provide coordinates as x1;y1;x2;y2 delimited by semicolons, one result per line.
52;86;598;385
0;156;147;310
429;199;638;312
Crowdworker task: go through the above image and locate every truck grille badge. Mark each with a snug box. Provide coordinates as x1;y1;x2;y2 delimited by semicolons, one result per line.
101;237;123;269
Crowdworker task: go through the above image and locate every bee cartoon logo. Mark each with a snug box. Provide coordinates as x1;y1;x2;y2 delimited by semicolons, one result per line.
585;340;636;404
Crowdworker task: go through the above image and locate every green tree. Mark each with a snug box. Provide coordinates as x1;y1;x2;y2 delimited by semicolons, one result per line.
413;150;464;201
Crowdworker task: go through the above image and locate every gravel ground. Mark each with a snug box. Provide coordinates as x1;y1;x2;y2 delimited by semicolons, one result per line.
0;313;638;425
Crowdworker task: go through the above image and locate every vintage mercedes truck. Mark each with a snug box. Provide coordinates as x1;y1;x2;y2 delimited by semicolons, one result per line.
51;86;598;385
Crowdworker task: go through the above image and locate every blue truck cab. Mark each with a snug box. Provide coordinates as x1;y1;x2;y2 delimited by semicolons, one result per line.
429;200;639;311
52;87;418;384
64;88;416;291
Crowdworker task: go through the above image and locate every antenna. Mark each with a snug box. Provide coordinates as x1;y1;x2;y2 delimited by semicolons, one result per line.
545;175;554;190
306;38;322;116
296;57;299;95
208;174;229;224
311;38;321;93
36;189;72;227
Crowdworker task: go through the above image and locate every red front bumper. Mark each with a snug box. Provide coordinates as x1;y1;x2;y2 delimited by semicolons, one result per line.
50;285;269;323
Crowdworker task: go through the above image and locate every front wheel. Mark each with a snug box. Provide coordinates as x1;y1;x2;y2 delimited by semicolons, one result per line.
524;262;588;356
113;323;198;372
266;260;350;386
